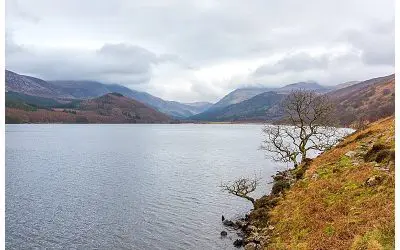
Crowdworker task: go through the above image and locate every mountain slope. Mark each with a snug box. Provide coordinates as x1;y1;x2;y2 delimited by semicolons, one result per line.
329;74;395;127
5;70;208;118
247;116;395;249
190;91;285;121
5;70;72;98
210;88;273;111
208;81;329;111
5;93;172;124
50;80;210;118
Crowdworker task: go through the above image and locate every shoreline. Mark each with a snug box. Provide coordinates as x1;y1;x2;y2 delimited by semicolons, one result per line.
229;117;395;249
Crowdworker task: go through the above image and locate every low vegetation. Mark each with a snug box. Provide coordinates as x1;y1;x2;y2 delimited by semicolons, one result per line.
5;93;173;124
246;116;394;249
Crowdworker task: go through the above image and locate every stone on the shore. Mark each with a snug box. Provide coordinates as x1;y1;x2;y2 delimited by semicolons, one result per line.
235;220;247;228
244;242;259;250
223;220;235;227
233;239;244;247
220;231;227;237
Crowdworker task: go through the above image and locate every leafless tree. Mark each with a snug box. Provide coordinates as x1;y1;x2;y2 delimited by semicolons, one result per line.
220;176;260;206
261;90;339;168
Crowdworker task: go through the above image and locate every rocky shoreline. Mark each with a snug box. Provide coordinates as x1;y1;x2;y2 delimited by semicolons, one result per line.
221;159;313;249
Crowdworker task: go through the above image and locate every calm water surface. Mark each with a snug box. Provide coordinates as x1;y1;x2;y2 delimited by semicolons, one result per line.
6;124;287;249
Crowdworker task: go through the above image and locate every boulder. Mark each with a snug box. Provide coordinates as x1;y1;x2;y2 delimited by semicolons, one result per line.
223;220;235;227
235;220;247;229
345;151;357;158
244;242;259;250
233;239;244;247
365;175;383;186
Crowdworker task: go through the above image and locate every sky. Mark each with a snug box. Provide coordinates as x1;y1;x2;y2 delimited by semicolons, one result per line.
5;0;395;103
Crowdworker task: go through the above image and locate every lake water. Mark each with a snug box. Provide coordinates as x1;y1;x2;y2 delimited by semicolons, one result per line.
5;124;289;249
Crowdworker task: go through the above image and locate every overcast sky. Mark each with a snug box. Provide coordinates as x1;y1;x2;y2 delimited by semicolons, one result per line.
6;0;395;102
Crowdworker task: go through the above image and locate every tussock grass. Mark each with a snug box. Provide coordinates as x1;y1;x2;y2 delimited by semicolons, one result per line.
253;117;395;250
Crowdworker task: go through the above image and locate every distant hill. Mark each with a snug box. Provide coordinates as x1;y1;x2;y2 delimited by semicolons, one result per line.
50;80;210;118
5;70;73;98
330;80;360;90
5;93;172;124
328;74;395;127
208;81;329;111
276;81;329;93
190;91;285;122
5;70;210;118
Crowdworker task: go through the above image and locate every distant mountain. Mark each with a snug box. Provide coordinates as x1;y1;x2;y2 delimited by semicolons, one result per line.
208;81;329;111
5;70;208;118
330;81;360;90
328;74;395;127
183;102;213;113
6;93;172;124
209;88;273;111
190;91;285;122
5;70;72;98
50;80;207;118
276;81;329;93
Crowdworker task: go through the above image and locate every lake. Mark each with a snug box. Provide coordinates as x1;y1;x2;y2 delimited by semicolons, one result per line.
5;124;289;249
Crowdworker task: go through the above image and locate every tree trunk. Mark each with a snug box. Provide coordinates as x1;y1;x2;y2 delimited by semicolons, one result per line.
241;195;255;206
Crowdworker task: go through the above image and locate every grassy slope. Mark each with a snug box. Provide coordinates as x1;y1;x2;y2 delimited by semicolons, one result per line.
252;117;395;249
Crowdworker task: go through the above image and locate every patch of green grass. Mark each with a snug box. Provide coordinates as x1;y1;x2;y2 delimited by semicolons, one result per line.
338;156;352;168
324;224;335;237
351;226;394;250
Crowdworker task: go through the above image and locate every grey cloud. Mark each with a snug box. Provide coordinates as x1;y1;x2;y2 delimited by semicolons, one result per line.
341;19;394;66
254;53;331;76
6;38;169;85
5;0;395;102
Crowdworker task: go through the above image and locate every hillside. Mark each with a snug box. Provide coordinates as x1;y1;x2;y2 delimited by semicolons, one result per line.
5;70;72;98
207;81;329;111
50;80;210;118
5;70;210;118
190;91;285;121
329;74;395;127
5;93;172;124
245;117;394;249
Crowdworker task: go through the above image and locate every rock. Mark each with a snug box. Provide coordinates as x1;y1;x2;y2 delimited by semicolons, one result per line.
223;220;235;227
233;239;244;247
365;175;383;186
236;231;245;238
345;151;357;158
268;225;275;230
220;231;227;237
235;220;247;229
244;225;258;234
244;242;259;250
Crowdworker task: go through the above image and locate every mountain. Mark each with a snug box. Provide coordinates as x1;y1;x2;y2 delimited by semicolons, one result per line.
328;74;395;127
183;102;213;113
5;70;208;118
5;93;172;124
49;80;212;118
276;81;329;93
190;91;285;122
208;81;329;111
247;116;394;249
330;80;360;90
5;70;72;98
210;88;273;111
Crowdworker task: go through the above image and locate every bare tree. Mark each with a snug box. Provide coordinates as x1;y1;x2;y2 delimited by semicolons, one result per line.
220;176;260;206
261;90;339;168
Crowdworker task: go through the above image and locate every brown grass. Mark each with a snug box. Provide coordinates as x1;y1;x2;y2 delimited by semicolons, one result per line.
257;116;395;250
